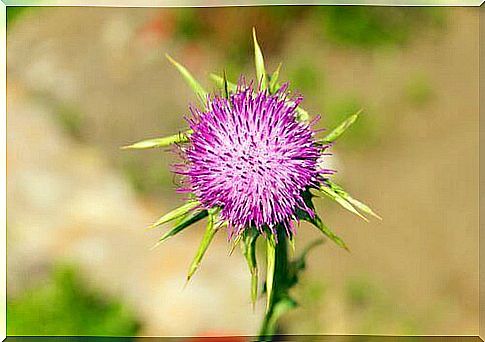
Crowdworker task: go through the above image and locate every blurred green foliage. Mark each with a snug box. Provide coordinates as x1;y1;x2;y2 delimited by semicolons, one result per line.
292;274;423;335
7;7;30;27
316;7;409;48
8;265;141;336
168;7;444;62
404;73;434;107
29;91;86;142
53;103;84;142
288;60;321;93
303;279;328;305
346;276;381;308
314;7;445;49
173;8;204;41
345;276;423;334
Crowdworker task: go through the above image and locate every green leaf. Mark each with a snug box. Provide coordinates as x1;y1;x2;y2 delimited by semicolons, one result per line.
265;235;276;313
306;214;349;251
186;209;219;282
317;185;368;222
166;54;208;109
122;131;192;150
321;109;363;143
241;228;259;308
149;201;200;229
151;210;208;249
326;180;381;220
268;62;282;94
209;73;237;93
252;28;268;90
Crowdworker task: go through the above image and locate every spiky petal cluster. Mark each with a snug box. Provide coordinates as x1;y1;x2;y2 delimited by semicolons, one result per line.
178;82;328;237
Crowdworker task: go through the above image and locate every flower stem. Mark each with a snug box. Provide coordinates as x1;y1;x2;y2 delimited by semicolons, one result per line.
258;228;290;339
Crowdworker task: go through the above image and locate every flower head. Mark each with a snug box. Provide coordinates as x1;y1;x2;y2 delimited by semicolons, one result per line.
125;31;377;307
178;82;329;237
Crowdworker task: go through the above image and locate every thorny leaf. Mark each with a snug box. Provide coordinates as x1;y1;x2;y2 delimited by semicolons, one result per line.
223;70;230;100
269;62;282;94
166;54;208;109
253;28;268;90
241;228;259;308
186;209;219;282
122;131;192;150
151;210;208;249
265;235;276;313
149;201;200;229
321;109;362;143
297;190;349;250
210;73;237;93
325;180;381;220
306;213;349;251
316;185;368;222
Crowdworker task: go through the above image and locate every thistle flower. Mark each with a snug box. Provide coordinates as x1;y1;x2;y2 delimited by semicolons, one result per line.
124;30;379;332
177;82;329;238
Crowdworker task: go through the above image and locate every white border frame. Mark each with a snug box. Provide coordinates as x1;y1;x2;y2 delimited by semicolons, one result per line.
1;1;6;341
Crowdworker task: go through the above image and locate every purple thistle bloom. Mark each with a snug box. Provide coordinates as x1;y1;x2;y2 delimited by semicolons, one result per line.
177;81;329;238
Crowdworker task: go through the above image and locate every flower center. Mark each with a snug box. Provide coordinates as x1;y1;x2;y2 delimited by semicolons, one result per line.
223;141;277;191
184;85;321;234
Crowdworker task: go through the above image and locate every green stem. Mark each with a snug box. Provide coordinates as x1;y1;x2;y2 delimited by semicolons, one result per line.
258;228;289;339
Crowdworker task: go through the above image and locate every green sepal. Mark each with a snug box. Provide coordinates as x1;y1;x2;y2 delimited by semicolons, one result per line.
297;190;349;250
186;209;219;282
265;234;276;313
309;214;348;251
151;210;208;249
321;109;362;143
222;70;230;100
166;54;208;109
316;185;368;222
210;73;237;93
268;62;282;94
229;233;243;256
325;180;381;220
241;228;259;308
122;131;192;150
252;28;268;90
149;201;200;229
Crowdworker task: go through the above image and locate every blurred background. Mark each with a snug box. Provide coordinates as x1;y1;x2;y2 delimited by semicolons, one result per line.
6;5;479;338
